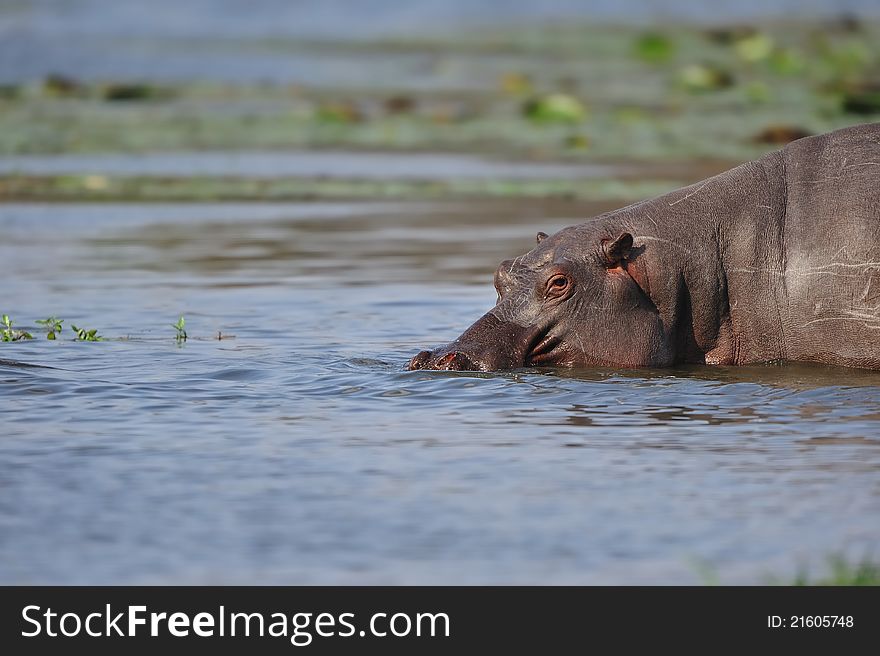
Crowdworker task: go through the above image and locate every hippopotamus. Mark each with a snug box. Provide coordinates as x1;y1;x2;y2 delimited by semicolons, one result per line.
409;122;880;371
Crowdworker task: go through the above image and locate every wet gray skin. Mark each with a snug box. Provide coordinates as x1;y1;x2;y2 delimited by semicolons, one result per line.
409;123;880;372
408;228;669;371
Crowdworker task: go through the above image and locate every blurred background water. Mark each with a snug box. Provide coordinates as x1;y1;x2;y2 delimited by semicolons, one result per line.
0;0;878;83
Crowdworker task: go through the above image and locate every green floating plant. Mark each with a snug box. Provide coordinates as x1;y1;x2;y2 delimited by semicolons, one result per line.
35;316;64;340
172;316;187;343
633;32;675;64
522;93;586;124
71;324;102;342
1;314;34;342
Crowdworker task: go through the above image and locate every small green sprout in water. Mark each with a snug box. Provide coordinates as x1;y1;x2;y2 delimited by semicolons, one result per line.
172;316;187;342
35;316;64;340
1;314;34;342
71;324;102;341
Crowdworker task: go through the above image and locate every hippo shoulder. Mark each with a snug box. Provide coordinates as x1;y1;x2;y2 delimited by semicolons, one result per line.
780;122;880;191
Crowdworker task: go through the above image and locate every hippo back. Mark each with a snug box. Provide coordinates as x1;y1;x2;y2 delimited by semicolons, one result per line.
778;123;880;368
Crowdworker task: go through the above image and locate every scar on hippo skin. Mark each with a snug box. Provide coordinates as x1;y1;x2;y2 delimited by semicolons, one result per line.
409;123;880;371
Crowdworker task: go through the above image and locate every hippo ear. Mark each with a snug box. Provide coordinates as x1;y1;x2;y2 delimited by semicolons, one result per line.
536;231;549;245
601;232;633;267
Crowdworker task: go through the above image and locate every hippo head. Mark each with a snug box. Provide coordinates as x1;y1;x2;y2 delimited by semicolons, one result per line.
408;225;675;371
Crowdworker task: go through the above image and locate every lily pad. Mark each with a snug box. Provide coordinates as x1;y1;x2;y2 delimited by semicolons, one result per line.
734;33;774;63
634;32;675;64
522;94;586;123
677;64;734;92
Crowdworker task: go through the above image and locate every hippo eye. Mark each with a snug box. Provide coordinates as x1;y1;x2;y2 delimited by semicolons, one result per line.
545;274;570;298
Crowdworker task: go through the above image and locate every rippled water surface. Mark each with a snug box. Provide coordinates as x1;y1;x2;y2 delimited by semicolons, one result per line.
1;199;879;584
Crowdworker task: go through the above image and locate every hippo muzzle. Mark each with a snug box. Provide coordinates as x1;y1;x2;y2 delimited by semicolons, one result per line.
407;312;542;371
408;349;483;371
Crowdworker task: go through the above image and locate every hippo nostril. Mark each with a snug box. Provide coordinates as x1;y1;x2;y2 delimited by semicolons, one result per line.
408;350;432;370
435;352;474;371
435;352;458;369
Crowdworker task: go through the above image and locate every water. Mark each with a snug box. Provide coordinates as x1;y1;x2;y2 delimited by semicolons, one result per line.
2;0;878;83
1;199;878;584
0;151;623;180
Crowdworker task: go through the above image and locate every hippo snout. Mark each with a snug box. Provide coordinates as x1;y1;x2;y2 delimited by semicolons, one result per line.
408;311;533;371
408;350;433;370
407;349;478;371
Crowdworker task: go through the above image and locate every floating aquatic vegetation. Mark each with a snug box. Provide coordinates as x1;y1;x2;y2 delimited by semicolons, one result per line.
172;316;188;343
522;94;586;123
703;25;757;45
613;107;647;124
815;38;873;83
840;82;880;115
102;83;169;102
1;314;33;342
82;175;109;191
499;72;532;94
768;48;806;76
676;63;735;92
563;134;589;150
42;73;83;98
744;80;771;104
35;316;64;340
0;20;875;163
315;100;364;124
734;33;774;63
72;325;103;341
633;32;676;64
0;173;684;203
384;96;416;115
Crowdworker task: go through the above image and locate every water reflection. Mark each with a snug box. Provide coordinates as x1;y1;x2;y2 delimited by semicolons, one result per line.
68;199;612;284
549;362;880;389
